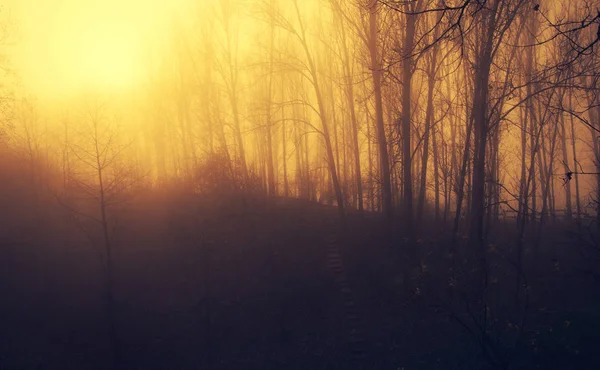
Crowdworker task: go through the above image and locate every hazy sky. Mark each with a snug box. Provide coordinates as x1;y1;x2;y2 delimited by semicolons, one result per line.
6;0;198;98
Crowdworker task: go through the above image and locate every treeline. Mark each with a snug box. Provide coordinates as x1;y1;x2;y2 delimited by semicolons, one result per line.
3;0;600;240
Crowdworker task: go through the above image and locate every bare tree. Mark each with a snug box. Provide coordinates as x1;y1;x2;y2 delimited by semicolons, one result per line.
61;103;138;368
262;0;346;219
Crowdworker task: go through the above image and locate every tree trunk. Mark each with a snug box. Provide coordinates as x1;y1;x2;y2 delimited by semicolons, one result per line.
432;122;441;225
417;38;439;230
339;18;363;212
469;2;498;245
265;18;277;196
569;91;581;224
282;86;289;197
401;7;416;239
560;109;572;219
365;92;375;212
368;0;392;222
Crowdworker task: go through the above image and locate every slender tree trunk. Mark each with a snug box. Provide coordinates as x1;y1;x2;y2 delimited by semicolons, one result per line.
493;132;501;222
304;120;310;199
342;112;349;206
569;91;581;224
401;7;416;239
340;19;364;213
537;111;561;242
282;84;289;198
231;92;249;185
368;0;392;222
366;95;375;212
589;107;600;231
485;125;499;236
468;8;496;245
561;110;572;219
517;89;528;229
453;115;474;243
448;81;459;225
417;39;439;230
266;125;276;195
539;120;549;221
432;122;441;225
530;96;538;227
265;18;277;196
453;64;474;243
294;104;302;197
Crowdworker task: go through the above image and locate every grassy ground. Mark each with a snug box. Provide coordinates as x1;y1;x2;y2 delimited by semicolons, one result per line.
1;191;599;369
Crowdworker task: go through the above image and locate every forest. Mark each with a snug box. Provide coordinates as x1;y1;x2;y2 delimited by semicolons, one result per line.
1;0;600;369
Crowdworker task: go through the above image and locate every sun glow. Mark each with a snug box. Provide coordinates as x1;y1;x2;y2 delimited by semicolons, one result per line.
69;17;140;89
12;0;194;96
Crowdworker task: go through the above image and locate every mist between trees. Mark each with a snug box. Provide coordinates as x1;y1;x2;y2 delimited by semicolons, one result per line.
1;0;600;369
0;1;598;227
3;0;599;234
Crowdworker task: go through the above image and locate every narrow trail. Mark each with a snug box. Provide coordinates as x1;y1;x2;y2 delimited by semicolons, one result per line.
324;232;368;364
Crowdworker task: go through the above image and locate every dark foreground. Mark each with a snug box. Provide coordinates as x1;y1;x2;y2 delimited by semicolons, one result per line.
1;194;599;369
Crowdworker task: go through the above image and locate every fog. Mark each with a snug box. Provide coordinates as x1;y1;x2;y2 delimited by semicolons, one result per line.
1;1;600;369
